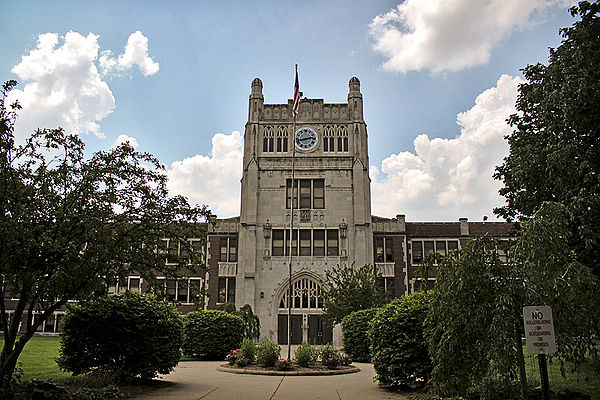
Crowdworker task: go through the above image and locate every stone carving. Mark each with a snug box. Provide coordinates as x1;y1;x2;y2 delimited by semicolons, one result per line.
218;262;237;277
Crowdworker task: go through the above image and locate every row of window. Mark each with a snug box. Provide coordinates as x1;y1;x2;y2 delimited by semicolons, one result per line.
411;239;459;264
286;179;325;209
272;229;339;257
262;125;349;153
0;311;65;334
262;126;289;153
323;125;349;153
157;238;204;265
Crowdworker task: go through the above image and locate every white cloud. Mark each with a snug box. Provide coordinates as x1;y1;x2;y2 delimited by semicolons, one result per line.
167;131;243;218
100;31;159;77
112;134;139;149
371;74;524;221
7;30;158;142
369;0;575;73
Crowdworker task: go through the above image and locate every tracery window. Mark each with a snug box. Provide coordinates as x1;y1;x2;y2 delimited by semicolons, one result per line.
279;278;323;309
323;125;335;152
262;126;274;153
276;126;288;152
337;125;348;152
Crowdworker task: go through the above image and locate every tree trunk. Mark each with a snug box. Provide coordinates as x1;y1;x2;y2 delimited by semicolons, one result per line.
515;323;528;400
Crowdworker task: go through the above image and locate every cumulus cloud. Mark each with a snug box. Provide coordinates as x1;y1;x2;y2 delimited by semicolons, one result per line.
100;31;159;77
112;134;139;149
167;131;243;218
7;30;158;142
369;0;575;73
371;74;523;221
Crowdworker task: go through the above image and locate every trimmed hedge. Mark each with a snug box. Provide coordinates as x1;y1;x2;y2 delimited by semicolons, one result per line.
341;308;378;362
58;292;183;380
182;310;244;360
368;290;433;386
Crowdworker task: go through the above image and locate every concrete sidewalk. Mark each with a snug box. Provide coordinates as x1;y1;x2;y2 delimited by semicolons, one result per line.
135;361;408;400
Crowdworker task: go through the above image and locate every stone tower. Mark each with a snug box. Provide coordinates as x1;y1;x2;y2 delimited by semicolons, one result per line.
237;77;373;343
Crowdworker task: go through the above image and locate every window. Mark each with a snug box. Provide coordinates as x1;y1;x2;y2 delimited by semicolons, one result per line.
108;276;142;294
377;277;395;293
276;126;288;152
323;125;335;152
154;278;203;304
219;237;237;262
286;179;325;209
262;126;274;152
273;229;339;257
411;239;459;264
218;277;235;304
337;125;348;152
413;278;435;292
279;278;322;309
375;237;394;262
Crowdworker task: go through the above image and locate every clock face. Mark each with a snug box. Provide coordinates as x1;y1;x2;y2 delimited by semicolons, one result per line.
294;127;318;151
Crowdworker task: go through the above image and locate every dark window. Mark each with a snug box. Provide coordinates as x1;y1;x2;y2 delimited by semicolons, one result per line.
285;229;298;256
286;180;298;209
412;241;423;264
313;230;325;256
228;238;237;262
313;180;324;209
435;240;446;257
177;280;188;303
300;230;311;256
375;238;384;262
414;279;435;292
166;280;177;301
424;241;434;257
129;278;140;292
219;238;228;262
276;137;282;152
272;230;284;256
299;180;311;209
385;238;394;262
447;240;459;252
327;229;339;256
218;277;236;304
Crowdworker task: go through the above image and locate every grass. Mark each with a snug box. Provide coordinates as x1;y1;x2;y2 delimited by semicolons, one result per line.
0;335;70;381
523;349;600;399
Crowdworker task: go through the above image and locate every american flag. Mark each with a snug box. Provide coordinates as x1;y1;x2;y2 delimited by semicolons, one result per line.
292;66;300;117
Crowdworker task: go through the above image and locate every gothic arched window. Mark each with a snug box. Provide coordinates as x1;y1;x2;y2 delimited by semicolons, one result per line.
263;126;274;152
279;278;323;309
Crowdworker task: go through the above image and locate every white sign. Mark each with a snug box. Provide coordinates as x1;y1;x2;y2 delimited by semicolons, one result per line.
523;306;557;355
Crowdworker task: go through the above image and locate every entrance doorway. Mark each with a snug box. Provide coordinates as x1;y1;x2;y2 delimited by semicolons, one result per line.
277;314;333;345
277;314;302;345
308;315;332;345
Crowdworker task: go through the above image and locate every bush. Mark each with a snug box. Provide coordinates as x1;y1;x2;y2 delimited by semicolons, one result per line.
275;358;292;371
341;308;378;362
256;338;280;367
294;342;315;367
182;310;244;360
319;344;341;368
225;349;240;365
236;355;251;368
368;290;433;386
58;292;183;380
240;338;256;362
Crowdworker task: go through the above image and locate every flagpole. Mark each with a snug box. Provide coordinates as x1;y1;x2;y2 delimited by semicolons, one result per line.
287;64;299;359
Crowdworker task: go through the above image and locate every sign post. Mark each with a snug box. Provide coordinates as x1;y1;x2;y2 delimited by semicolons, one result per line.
523;306;556;400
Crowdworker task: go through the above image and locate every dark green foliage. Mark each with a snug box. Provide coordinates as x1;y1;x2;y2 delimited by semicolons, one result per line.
0;80;211;386
182;310;244;360
369;291;432;386
57;292;183;381
322;264;388;324
294;342;315;367
234;304;261;340
426;203;600;399
494;1;600;277
216;302;236;313
341;308;378;362
239;338;256;362
256;338;280;367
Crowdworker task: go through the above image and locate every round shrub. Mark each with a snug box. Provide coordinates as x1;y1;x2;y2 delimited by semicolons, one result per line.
294;342;315;367
256;338;280;367
240;338;256;362
58;292;183;380
341;308;378;362
368;290;433;386
182;310;244;360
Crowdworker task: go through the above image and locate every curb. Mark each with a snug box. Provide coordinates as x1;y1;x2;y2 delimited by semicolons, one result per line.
216;364;360;376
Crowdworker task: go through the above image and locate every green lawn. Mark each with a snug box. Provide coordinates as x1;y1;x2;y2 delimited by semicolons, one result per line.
523;349;600;399
0;335;70;381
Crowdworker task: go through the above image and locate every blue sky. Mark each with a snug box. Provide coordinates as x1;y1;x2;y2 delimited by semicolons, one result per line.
0;0;577;220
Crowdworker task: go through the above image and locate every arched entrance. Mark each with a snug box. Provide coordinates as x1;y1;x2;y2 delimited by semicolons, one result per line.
277;276;332;345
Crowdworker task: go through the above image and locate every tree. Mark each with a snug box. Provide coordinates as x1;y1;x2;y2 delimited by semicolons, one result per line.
321;264;389;324
426;202;599;399
494;1;600;277
0;80;212;386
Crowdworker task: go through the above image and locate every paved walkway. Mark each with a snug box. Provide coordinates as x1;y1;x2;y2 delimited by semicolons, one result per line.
136;361;408;400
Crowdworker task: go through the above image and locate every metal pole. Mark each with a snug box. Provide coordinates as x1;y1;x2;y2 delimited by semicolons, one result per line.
287;65;298;359
538;353;550;400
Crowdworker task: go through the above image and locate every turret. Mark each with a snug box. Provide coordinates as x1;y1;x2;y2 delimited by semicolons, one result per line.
249;78;264;122
348;77;363;121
